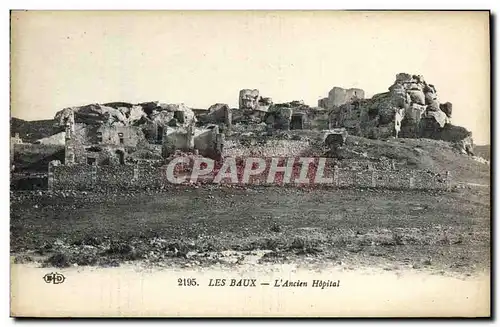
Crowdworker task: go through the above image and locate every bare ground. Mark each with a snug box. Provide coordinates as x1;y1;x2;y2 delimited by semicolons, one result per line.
10;185;490;276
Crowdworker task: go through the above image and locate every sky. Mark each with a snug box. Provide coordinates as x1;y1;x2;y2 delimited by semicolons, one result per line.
10;11;490;144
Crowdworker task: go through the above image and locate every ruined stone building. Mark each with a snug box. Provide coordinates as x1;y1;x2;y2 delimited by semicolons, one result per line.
59;102;224;167
49;72;474;171
318;87;365;109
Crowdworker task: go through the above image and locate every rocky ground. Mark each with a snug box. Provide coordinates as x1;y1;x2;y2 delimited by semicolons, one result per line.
10;184;490;277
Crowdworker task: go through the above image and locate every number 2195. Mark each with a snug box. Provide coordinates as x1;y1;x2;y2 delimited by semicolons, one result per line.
178;278;198;286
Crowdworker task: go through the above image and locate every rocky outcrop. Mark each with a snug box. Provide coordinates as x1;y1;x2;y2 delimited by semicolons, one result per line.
440;102;453;118
54;102;197;129
329;73;463;141
419;122;474;155
55;104;132;127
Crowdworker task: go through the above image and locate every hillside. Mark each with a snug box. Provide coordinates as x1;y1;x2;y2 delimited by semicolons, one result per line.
339;136;489;185
10;117;61;143
474;145;490;161
12;144;65;172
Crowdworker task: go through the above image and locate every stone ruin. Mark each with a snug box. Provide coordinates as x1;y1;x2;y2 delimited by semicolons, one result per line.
50;72;475;166
318;87;365;109
238;89;273;113
321;73;473;154
235;90;331;132
236;89;273;124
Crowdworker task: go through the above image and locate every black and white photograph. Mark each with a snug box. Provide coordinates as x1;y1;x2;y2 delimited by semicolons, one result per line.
9;10;491;317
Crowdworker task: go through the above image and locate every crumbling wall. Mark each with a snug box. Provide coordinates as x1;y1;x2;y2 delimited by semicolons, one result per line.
308;109;330;130
65;124;144;165
264;102;329;131
222;139;314;158
239;89;272;112
193;127;221;158
50;162;450;191
198;103;232;128
318;87;365;109
163;125;221;159
94;125;144;147
51;164;96;190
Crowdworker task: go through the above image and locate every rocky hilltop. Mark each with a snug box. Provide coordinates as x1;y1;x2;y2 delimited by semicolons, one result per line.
323;73;474;155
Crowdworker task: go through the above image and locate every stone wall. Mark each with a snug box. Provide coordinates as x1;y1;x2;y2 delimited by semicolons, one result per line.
163;125;221;159
50;163;169;191
67;124;146;165
222;139;315;158
49;161;450;191
239;89;272;112
73;124;145;147
197;103;232;128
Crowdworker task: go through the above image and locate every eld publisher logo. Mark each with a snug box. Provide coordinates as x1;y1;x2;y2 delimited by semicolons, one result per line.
43;272;66;284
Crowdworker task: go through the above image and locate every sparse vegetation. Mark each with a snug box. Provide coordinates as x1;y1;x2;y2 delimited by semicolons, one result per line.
10;185;490;274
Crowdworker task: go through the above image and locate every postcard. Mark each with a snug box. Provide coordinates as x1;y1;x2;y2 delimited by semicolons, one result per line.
10;10;491;317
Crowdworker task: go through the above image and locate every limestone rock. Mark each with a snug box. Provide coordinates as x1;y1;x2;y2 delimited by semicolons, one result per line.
54;104;129;126
54;108;75;127
128;105;147;124
427;99;441;112
149;103;197;127
425;110;448;128
327;73;462;141
394;108;405;137
54;102;197;129
34;131;66;145
405;104;426;123
424;91;438;105
407;90;426;105
395;73;413;83
440;102;453;118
